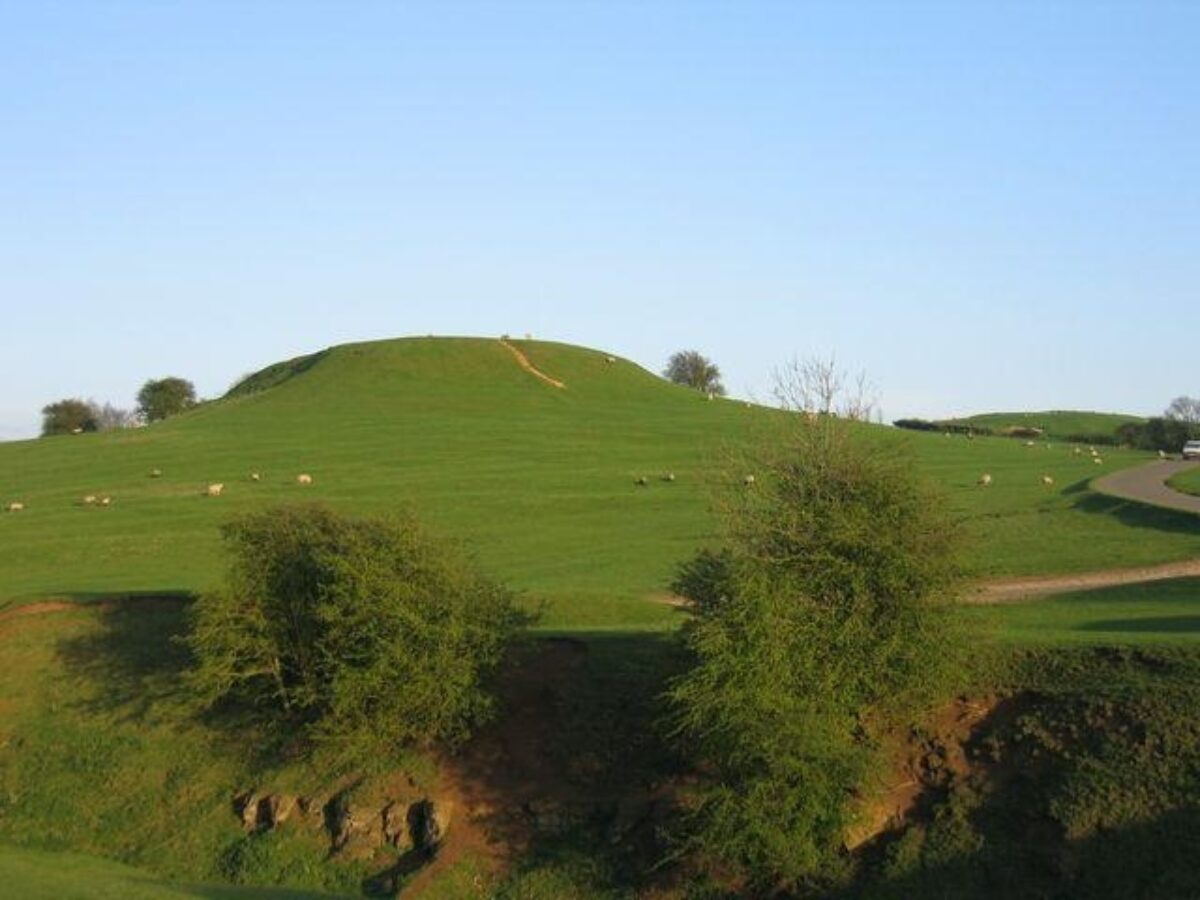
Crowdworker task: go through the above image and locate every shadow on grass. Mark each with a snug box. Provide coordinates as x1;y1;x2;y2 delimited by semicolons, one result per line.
833;807;1200;900
435;631;690;896
1077;616;1200;634
55;593;194;722
1073;492;1200;536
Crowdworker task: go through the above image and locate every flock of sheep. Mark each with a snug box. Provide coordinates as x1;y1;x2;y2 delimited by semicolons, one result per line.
975;443;1116;489
3;471;315;512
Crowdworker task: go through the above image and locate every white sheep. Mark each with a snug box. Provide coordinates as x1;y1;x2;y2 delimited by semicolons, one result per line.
978;473;993;487
1041;475;1054;486
635;476;648;487
250;472;261;482
150;468;162;478
5;501;25;512
99;496;112;507
1072;447;1082;455
1159;450;1168;460
206;483;224;497
743;474;756;486
1024;440;1035;448
82;495;98;506
1093;457;1104;465
605;355;616;364
663;473;676;482
296;473;313;486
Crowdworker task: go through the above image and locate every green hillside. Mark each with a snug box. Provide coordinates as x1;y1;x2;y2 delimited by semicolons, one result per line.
0;338;1195;629
941;409;1144;440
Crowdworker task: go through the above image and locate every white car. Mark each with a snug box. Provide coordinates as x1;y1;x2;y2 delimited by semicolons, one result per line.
1183;440;1200;460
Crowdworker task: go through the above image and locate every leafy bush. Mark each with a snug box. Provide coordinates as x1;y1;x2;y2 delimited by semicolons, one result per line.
663;350;725;395
136;376;197;422
1116;417;1200;452
669;419;965;890
40;398;99;436
186;504;526;758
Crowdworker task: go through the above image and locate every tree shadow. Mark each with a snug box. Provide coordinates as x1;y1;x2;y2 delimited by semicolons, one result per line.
1077;616;1200;635
1072;493;1200;536
54;592;194;722
434;631;690;893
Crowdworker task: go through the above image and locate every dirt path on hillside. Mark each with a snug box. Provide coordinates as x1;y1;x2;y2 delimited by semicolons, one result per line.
499;338;566;389
967;558;1200;604
1093;459;1200;514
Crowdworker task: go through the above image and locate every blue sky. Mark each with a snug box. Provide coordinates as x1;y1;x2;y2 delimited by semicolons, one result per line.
2;1;1197;439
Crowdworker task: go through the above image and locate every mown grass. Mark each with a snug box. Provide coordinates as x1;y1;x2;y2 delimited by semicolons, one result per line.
0;338;1194;630
968;577;1200;646
1169;466;1200;497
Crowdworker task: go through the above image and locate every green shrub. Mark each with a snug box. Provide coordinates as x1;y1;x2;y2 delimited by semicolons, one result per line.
40;398;98;436
186;504;526;758
136;376;197;422
669;418;966;890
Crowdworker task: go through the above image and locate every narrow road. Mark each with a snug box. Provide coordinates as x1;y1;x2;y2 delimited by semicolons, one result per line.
1093;459;1200;514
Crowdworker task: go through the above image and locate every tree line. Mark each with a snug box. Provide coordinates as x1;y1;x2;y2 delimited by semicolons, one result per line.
40;376;197;436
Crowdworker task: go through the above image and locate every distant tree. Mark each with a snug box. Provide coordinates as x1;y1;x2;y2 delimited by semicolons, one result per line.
137;377;197;422
664;350;725;395
772;354;879;422
1165;396;1200;425
41;398;99;436
90;401;136;431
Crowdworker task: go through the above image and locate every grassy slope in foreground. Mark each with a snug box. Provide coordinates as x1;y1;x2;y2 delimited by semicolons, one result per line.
941;409;1144;439
0;844;343;900
0;337;1196;629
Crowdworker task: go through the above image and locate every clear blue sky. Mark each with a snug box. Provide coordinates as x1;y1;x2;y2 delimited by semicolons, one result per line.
2;1;1197;439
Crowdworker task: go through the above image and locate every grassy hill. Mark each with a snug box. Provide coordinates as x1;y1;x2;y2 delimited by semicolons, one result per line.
940;409;1144;440
0;337;1195;629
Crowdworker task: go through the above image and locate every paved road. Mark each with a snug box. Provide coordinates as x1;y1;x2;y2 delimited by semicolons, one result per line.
1093;459;1200;514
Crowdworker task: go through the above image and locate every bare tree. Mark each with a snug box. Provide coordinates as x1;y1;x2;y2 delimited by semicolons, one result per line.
771;354;879;422
1164;396;1200;424
89;401;137;431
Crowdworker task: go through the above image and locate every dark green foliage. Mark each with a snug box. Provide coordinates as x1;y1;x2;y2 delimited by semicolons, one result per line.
224;350;329;398
669;548;734;614
663;350;725;395
669;419;965;890
1116;417;1200;451
186;504;525;758
136;376;197;422
851;647;1200;900
893;418;991;436
40;398;98;436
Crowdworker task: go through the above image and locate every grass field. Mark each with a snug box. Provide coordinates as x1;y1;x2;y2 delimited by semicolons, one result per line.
3;336;1200;897
1169;467;1200;497
939;409;1144;440
0;337;1194;630
970;577;1200;646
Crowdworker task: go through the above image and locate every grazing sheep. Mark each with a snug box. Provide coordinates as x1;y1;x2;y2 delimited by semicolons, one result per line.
745;402;752;408
71;427;83;435
149;468;162;478
296;473;313;486
635;476;648;487
206;483;224;497
662;473;676;482
82;495;98;506
1093;457;1103;465
1072;447;1082;455
250;472;261;482
1041;475;1054;486
977;473;993;487
1024;440;1035;448
743;475;756;486
6;501;25;512
1159;450;1168;460
706;391;715;401
99;496;112;507
605;355;616;364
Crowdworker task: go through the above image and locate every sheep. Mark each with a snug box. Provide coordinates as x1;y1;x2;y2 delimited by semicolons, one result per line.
206;483;224;497
149;468;162;478
706;391;715;401
250;472;261;482
1024;440;1036;448
1093;457;1103;465
662;472;676;483
5;501;25;512
977;473;993;487
82;495;98;506
635;476;648;487
743;474;756;486
71;427;83;435
605;355;616;364
1041;475;1054;486
1072;447;1082;455
1159;450;1168;460
99;496;112;507
296;473;313;486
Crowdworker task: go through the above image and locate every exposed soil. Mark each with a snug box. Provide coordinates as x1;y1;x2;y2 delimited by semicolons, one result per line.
499;339;567;389
968;558;1200;604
